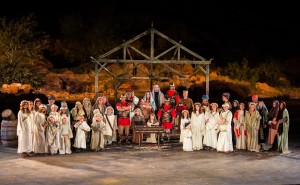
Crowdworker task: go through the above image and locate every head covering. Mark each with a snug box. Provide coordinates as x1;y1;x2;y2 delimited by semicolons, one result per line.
210;103;218;108
202;95;209;100
48;96;55;100
51;104;58;109
222;103;230;107
182;110;189;114
170;82;175;87
248;102;256;107
75;101;82;106
47;114;55;121
153;84;159;88
105;106;115;115
93;109;100;115
120;94;127;99
222;92;230;100
39;104;47;109
194;102;201;106
78;115;85;120
183;90;188;93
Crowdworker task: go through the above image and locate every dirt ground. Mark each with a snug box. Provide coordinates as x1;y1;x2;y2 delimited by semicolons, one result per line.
0;141;300;185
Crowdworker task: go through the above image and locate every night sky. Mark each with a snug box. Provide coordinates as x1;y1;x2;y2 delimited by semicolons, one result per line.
1;1;299;64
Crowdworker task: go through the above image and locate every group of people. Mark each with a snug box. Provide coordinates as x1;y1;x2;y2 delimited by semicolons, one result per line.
16;82;290;157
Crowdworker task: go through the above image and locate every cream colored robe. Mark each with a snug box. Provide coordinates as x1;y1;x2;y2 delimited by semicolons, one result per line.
90;120;106;150
203;111;218;149
17;110;34;153
191;112;206;150
245;110;261;152
46;122;60;155
33;112;47;154
233;110;247;150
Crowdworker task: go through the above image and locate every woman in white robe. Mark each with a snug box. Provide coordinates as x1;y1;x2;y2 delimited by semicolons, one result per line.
59;115;73;154
203;103;219;149
190;102;206;150
17;100;34;156
180;110;191;143
216;103;233;152
33;104;48;154
182;121;193;152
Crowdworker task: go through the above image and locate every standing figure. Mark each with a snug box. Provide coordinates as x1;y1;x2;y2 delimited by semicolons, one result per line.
17;100;34;157
46;115;61;155
90;113;106;151
231;100;239;147
139;98;154;123
71;101;86;143
257;101;269;150
216;103;233;152
131;108;145;143
201;95;210;111
268;100;280;151
182;116;193;152
245;102;262;152
146;113;160;143
33;98;42;112
222;92;232;110
103;106;118;145
233;103;247;150
49;104;60;126
190;102;206;150
116;94;132;144
82;97;93;144
203;105;218;150
277;101;290;154
143;90;156;114
176;90;193;129
33;104;48;155
180;110;191;143
165;82;180;108
59;116;73;154
73;116;91;152
46;96;56;116
151;84;165;115
157;99;176;142
93;96;107;116
126;90;139;118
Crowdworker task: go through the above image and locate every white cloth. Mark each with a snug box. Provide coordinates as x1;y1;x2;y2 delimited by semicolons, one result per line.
17;110;34;153
217;110;233;152
180;118;190;143
203;111;218;149
73;121;90;149
191;112;206;150
182;125;193;152
33;112;47;154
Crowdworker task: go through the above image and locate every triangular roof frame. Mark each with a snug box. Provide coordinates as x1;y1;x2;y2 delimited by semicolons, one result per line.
91;24;211;101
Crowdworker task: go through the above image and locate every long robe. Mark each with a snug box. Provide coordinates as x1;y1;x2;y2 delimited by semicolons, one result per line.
217;110;233;152
33;112;47;154
245;110;261;152
182;124;193;152
90;120;105;150
73;121;90;149
203;111;218;149
277;109;290;154
191;112;205;150
46;123;61;155
103;114;117;143
233;110;247;150
180;118;191;143
17;110;34;153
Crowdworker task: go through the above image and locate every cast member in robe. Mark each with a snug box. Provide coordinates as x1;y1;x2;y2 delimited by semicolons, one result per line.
257;101;268;150
46;96;56;116
146;113;160;143
33;104;48;155
268;100;280;151
216;103;233;152
139;98;154;123
221;92;232;110
71;101;86;143
46;114;61;155
17;100;34;157
165;82;180;108
245;102;262;152
190;102;206;150
34;98;42;112
203;105;218;150
73;116;91;152
151;84;165;115
82;97;93;144
90;113;106;151
182;115;193;152
103;106;117;145
277;101;290;154
233;103;247;150
180;110;191;143
131;108;145;143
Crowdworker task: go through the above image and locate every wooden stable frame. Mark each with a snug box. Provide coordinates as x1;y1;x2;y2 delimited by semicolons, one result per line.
91;25;211;102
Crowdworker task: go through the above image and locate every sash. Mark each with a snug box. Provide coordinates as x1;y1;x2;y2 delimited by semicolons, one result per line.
105;114;114;133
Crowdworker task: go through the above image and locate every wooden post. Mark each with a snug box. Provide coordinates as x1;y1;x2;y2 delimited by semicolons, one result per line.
206;64;209;96
95;62;98;100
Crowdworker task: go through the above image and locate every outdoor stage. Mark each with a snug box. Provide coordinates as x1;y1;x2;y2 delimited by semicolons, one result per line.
0;141;299;185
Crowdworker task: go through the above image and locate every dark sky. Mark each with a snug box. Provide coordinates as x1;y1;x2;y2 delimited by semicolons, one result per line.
1;1;299;62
